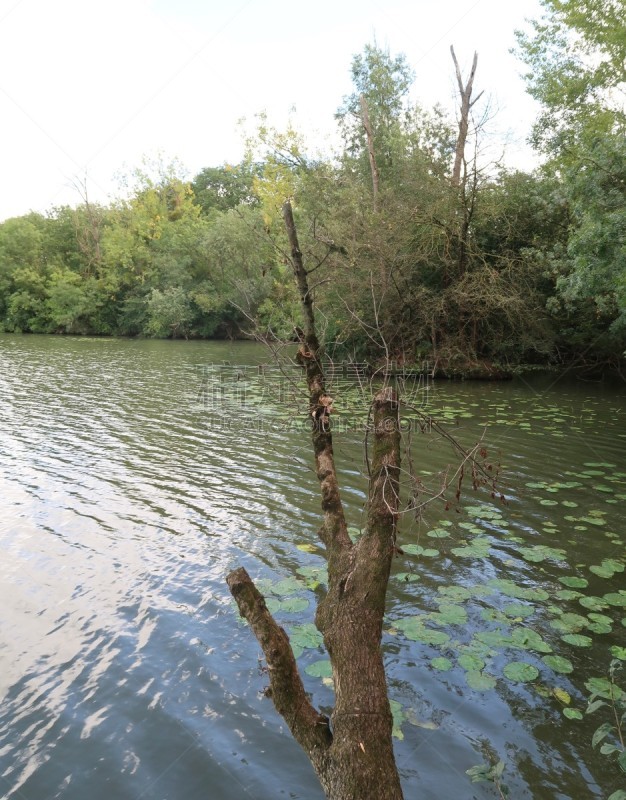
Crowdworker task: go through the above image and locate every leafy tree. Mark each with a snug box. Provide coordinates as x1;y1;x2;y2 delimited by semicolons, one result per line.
515;0;626;158
191;162;260;215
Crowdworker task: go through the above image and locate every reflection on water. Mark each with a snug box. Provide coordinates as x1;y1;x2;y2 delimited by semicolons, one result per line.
0;334;624;799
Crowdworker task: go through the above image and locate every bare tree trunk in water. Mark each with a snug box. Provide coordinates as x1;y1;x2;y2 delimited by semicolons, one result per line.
227;200;404;800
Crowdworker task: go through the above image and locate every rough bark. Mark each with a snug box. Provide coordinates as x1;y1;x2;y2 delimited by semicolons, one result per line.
450;47;483;188
360;94;380;211
226;201;404;800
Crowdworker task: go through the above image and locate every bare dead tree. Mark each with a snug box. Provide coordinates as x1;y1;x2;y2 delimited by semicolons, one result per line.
450;46;484;188
227;200;404;800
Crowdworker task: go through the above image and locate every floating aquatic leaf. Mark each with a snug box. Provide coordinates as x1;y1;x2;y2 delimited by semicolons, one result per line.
458;653;485;672
590;564;616;579
602;558;624;573
604;592;626;607
296;565;328;589
270;577;304;596
542;655;574;674
403;544;439;558
389;699;405;740
519;545;567;563
432;604;468;626
266;597;309;614
588;613;613;625
511;627;552;653
296;543;317;553
395;618;450;646
540;499;559;506
563;708;583;720
549;613;587;634
561;633;593;647
503;661;539;683
305;659;333;678
431;657;453;671
289;623;324;658
437;585;473;602
555;590;583;601
586;621;613;634
610;646;626;660
347;527;362;542
488;578;549;602
584;462;616;468
394;572;420;583
474;630;514;649
451;537;492;558
552;687;571;705
466;670;497;691
502;603;534;619
579;596;610;611
427;528;450;539
559;576;589;589
561;501;579;508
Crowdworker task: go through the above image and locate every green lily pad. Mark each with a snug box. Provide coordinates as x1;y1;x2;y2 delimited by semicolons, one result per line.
266;597;310;614
518;545;567;563
563;708;583;720
270;577;304;596
549;613;587;634
451;537;492;558
542;655;574;674
395;618;450;646
555;590;583;601
458;653;485;672
431;657;453;671
305;659;333;678
511;627;552;653
488;578;549;602
433;604;468;626
389;699;405;740
559;576;589;589
579;596;610;611
394;572;421;583
289;623;324;657
503;661;539;682
403;544;439;558
437;585;473;602
561;633;593;647
427;528;450;539
466;670;497;691
604;592;626;607
590;564;616;579
502;603;535;619
610;646;626;660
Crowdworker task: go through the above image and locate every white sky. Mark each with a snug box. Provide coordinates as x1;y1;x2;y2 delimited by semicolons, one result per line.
0;0;544;221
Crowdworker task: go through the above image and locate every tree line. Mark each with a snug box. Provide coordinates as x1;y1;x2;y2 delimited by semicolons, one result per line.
0;0;623;376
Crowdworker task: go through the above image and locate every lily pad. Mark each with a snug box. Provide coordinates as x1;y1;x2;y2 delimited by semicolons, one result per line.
458;653;485;672
518;545;567;563
579;595;610;612
563;708;583;720
466;670;497;691
604;592;626;607
542;655;574;674
559;576;589;589
432;604;468;626
561;633;593;647
503;661;539;683
305;659;333;678
431;657;453;671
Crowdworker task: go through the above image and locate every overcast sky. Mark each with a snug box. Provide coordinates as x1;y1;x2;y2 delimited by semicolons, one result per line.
0;0;544;221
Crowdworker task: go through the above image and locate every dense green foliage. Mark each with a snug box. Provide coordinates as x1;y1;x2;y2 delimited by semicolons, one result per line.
0;14;624;374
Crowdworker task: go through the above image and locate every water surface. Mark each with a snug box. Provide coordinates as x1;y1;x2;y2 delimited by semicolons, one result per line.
0;334;625;799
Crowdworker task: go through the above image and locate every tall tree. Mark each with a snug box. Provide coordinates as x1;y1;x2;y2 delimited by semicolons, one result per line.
515;0;626;158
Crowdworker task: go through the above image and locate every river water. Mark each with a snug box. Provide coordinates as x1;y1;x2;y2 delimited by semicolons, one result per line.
0;334;625;800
